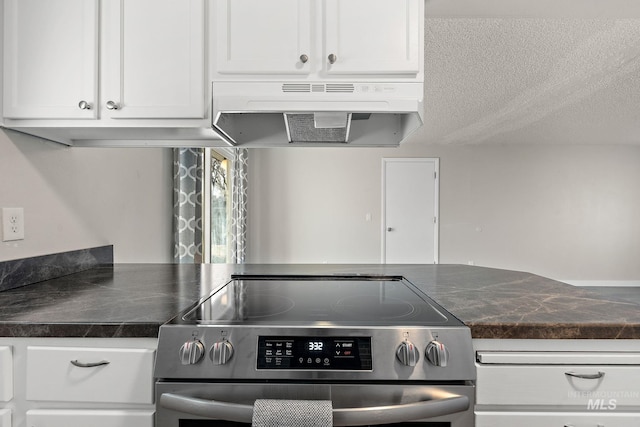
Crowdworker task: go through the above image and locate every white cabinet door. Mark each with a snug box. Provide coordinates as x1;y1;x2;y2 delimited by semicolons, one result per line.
324;0;421;75
0;409;10;427
214;0;312;75
3;0;98;119
213;0;420;78
476;351;640;407
102;0;205;118
476;411;640;427
27;410;153;427
26;346;155;404
0;347;12;402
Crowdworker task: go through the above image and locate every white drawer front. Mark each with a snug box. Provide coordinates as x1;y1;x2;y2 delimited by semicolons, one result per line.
476;411;640;427
0;347;12;402
26;410;154;427
26;346;155;404
0;409;10;427
477;364;640;406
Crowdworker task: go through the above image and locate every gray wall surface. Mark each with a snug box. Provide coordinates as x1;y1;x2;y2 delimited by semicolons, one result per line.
3;128;639;284
0;130;173;263
247;141;640;283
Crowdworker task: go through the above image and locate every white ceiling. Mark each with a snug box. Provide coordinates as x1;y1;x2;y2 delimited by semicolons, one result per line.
422;0;640;145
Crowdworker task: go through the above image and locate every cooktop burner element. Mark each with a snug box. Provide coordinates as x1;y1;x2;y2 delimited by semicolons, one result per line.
333;294;415;319
183;275;454;326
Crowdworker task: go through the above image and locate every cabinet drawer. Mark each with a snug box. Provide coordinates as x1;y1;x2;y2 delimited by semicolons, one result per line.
0;409;10;427
477;351;640;407
476;411;640;427
27;410;153;427
0;347;12;402
26;346;155;404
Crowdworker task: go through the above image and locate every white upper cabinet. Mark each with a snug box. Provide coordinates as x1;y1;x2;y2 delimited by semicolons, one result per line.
3;0;205;121
323;0;421;75
214;0;312;75
213;0;422;79
102;0;205;119
3;0;98;119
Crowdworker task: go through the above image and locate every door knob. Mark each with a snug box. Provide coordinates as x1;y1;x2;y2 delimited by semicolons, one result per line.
328;53;337;64
299;54;309;64
387;227;394;232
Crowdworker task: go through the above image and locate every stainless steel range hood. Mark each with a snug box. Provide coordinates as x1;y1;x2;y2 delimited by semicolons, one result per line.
211;81;424;147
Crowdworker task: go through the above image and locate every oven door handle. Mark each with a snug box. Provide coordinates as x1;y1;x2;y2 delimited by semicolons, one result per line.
160;392;470;426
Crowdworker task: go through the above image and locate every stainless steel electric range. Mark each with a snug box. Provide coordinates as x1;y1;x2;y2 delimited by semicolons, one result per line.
155;274;476;427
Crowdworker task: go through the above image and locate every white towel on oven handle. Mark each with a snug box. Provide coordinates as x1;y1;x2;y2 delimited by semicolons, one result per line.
252;399;333;427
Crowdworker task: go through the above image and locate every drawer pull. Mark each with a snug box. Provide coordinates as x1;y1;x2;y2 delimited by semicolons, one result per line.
70;359;110;368
564;371;604;379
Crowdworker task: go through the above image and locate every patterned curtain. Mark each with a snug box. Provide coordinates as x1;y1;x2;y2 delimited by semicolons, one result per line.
229;148;248;264
173;148;203;263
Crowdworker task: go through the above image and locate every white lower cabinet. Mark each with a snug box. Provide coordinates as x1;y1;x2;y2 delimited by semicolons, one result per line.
476;411;640;427
0;409;10;427
0;347;12;402
26;410;153;427
474;340;640;427
476;352;640;407
0;346;13;427
26;346;155;404
0;338;156;427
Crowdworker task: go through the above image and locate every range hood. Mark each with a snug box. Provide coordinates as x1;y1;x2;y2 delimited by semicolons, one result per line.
211;81;424;147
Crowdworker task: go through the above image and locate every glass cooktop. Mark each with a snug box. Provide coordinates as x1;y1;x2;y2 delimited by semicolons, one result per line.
182;275;461;326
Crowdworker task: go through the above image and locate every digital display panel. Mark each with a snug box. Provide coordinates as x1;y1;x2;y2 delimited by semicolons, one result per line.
257;336;372;370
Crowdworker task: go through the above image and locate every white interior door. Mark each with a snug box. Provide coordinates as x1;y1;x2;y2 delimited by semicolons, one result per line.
382;158;439;264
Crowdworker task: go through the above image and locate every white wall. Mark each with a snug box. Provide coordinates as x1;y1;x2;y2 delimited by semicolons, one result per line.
0;130;173;263
246;141;640;282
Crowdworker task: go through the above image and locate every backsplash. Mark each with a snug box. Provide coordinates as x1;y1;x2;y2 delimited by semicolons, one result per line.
0;245;113;292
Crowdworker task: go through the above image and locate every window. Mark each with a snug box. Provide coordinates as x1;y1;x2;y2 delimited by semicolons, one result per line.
207;149;230;263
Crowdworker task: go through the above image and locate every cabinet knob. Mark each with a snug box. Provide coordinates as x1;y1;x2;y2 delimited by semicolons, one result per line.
106;100;120;110
299;54;309;64
328;53;338;64
78;100;92;110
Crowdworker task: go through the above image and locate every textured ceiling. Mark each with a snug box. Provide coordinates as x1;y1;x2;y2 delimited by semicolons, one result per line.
423;0;640;145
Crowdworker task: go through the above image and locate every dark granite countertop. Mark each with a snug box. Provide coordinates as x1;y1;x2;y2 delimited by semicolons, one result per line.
0;263;638;339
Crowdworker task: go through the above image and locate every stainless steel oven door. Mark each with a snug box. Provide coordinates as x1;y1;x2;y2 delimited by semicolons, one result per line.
155;382;474;427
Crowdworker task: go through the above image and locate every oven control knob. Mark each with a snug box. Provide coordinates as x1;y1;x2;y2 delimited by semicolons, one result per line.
211;340;234;365
179;339;205;365
396;341;419;366
426;340;449;367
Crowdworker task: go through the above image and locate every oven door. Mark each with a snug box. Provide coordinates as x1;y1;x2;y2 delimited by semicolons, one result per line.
155;382;474;427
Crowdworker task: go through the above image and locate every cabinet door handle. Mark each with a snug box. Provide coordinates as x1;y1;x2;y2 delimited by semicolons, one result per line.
328;53;337;64
564;371;604;380
78;100;92;110
106;100;120;110
70;359;110;368
299;54;309;64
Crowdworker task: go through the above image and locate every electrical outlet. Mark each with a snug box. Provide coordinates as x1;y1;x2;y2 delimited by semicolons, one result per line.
2;208;25;242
